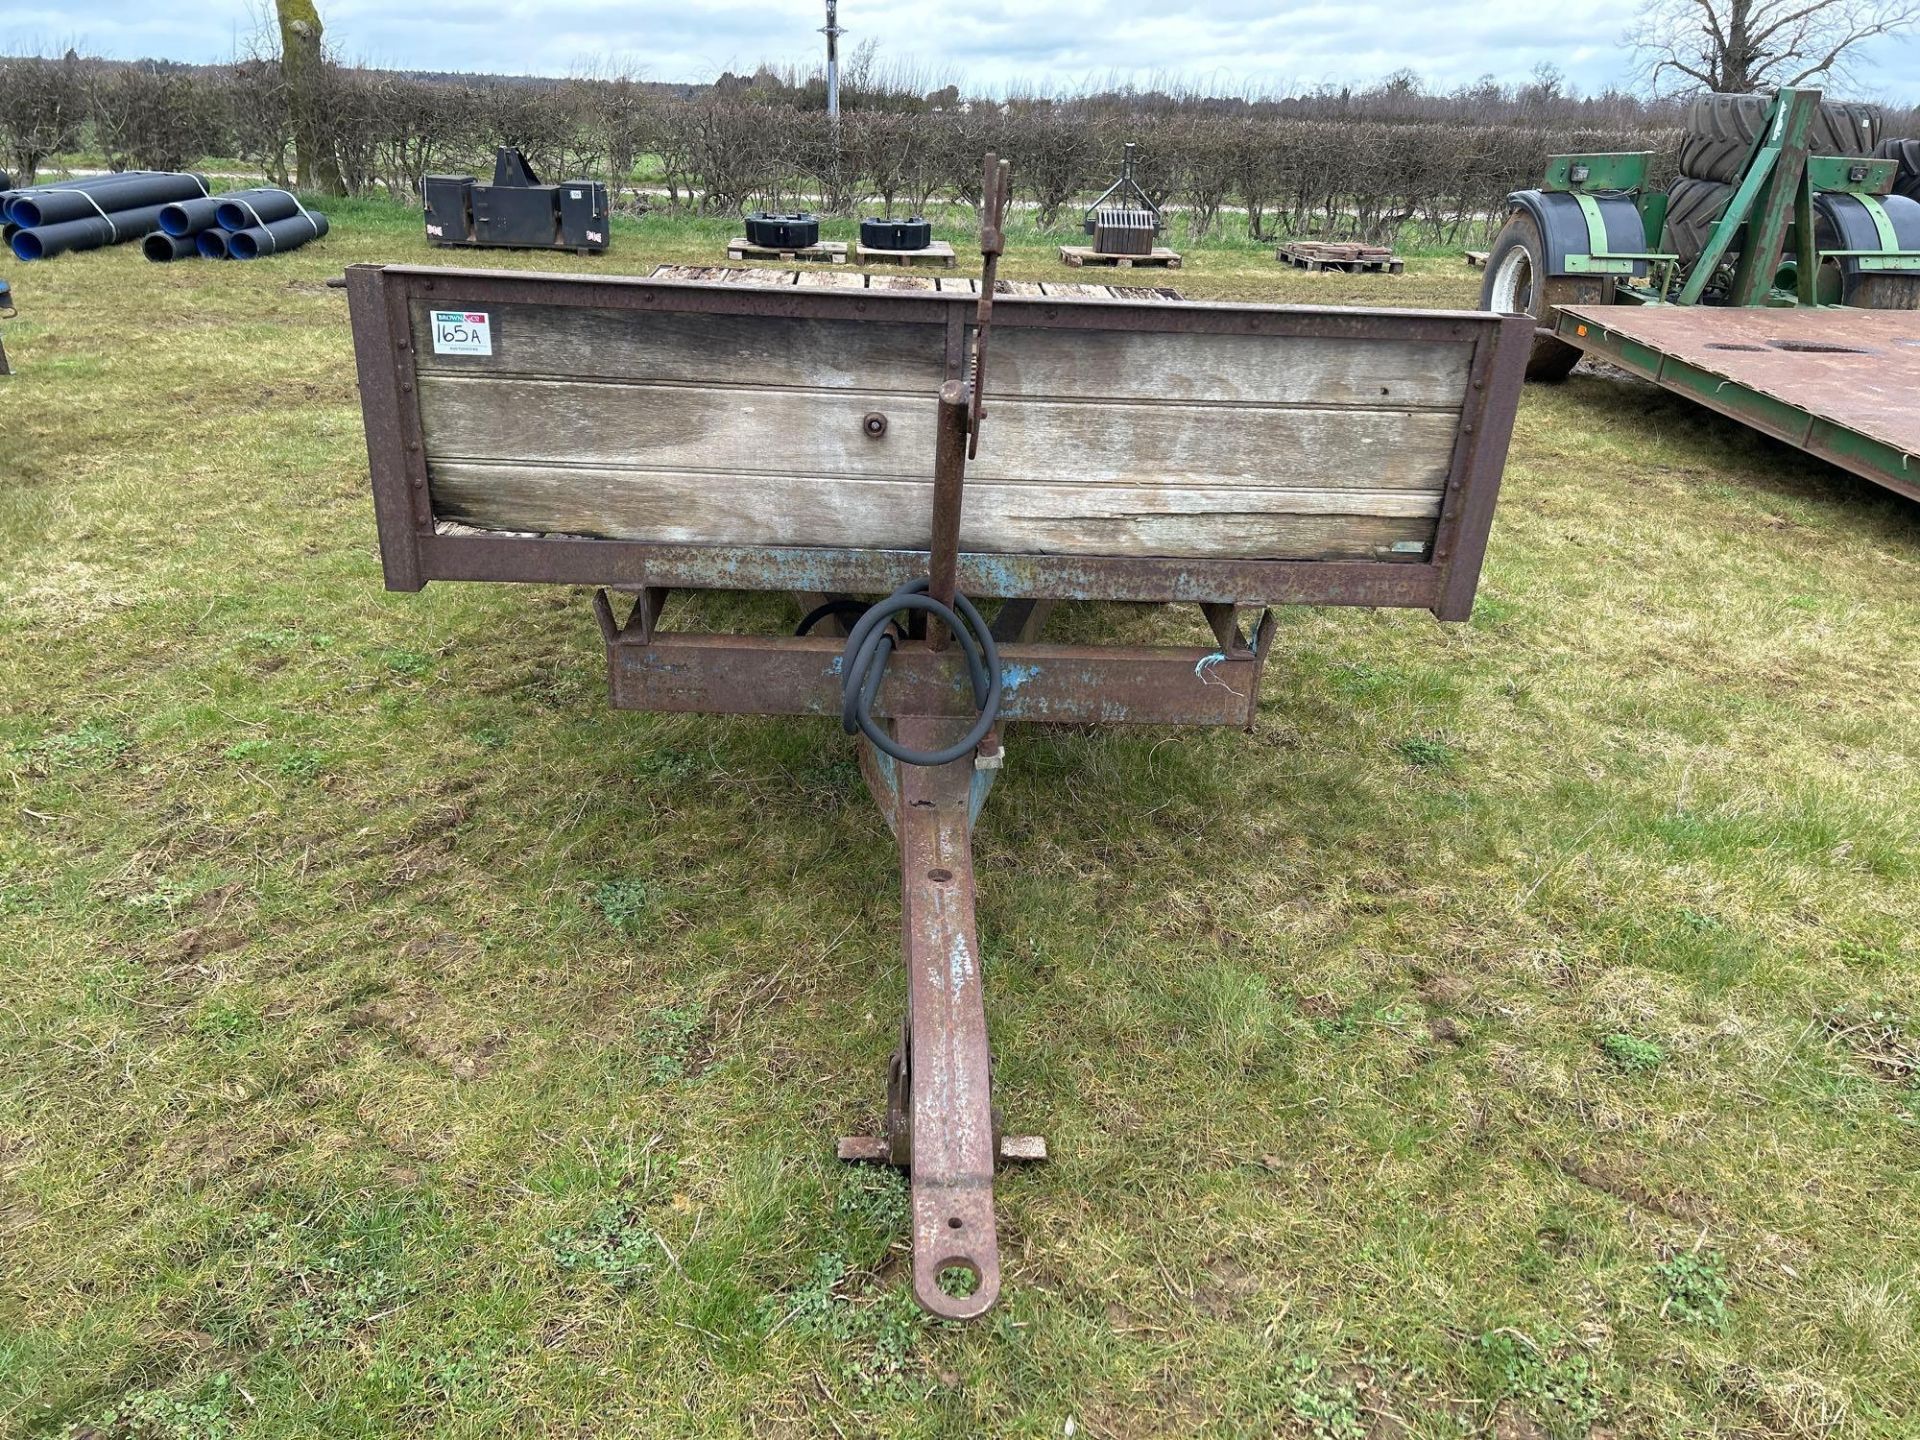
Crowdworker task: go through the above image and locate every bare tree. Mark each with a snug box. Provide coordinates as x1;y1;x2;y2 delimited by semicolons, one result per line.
228;57;295;187
275;0;345;192
86;62;231;173
1633;0;1920;93
0;54;86;186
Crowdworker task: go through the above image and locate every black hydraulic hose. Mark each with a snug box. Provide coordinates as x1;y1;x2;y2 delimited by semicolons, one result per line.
838;581;1001;767
794;598;873;636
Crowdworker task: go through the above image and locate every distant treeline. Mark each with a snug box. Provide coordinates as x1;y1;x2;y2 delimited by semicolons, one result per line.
4;52;1916;243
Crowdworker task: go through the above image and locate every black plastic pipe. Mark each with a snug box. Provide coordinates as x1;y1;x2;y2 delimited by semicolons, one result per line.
143;231;200;262
214;188;303;231
10;202;168;261
196;227;235;259
227;211;328;258
3;172;166;225
6;172;207;228
157;196;221;237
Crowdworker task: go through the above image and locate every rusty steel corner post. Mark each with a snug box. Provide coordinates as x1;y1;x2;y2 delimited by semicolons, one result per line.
929;380;970;609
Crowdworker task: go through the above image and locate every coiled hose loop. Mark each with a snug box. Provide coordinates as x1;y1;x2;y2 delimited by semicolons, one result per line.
839;581;1002;767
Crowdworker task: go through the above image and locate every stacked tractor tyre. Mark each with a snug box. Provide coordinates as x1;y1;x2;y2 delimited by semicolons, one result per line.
1873;137;1920;201
1662;93;1880;263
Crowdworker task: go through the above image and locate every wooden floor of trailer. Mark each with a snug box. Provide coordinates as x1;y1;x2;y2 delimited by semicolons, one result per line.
651;263;1184;301
1558;304;1920;504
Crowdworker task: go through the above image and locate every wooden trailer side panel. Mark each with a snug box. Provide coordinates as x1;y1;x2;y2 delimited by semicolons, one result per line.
349;265;1530;615
407;297;1472;563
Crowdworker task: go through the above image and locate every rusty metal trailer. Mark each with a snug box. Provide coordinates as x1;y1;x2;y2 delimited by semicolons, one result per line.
346;160;1530;1319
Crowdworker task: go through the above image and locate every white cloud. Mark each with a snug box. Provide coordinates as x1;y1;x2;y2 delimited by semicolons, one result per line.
7;0;1919;100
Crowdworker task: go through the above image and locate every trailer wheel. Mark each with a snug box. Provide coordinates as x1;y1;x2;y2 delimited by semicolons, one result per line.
1480;211;1583;382
1680;94;1883;185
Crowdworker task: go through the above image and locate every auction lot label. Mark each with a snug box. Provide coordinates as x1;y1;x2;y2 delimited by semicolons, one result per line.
431;310;493;356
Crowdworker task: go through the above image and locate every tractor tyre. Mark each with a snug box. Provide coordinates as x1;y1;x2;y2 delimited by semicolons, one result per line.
1480;211;1588;382
1873;137;1920;201
1664;176;1736;264
1679;93;1883;184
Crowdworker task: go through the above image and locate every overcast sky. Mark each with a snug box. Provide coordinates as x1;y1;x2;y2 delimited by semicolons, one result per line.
5;0;1918;100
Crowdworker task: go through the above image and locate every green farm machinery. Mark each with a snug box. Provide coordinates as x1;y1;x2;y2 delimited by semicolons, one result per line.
1483;86;1920;503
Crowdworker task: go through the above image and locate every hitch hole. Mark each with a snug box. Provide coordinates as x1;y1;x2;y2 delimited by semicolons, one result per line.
937;1262;980;1299
928;868;953;882
947;1215;963;1229
908;799;933;808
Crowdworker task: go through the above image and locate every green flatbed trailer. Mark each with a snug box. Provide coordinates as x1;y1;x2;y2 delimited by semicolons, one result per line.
1485;86;1920;501
1554;303;1920;503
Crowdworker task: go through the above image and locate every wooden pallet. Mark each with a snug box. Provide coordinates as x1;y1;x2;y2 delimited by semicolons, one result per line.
1276;241;1403;274
855;240;957;268
1465;249;1490;269
1058;245;1182;270
725;238;849;264
649;266;1184;301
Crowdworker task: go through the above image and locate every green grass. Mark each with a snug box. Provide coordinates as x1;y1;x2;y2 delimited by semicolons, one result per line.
3;196;1920;1438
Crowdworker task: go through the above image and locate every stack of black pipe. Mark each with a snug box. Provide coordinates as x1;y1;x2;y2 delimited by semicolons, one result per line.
145;186;329;263
5;172;210;261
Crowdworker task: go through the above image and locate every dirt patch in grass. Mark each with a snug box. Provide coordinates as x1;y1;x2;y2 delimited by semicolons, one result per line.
346;991;506;1080
1553;1151;1718;1224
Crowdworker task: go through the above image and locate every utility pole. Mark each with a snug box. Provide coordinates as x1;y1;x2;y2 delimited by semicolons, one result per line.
821;0;843;123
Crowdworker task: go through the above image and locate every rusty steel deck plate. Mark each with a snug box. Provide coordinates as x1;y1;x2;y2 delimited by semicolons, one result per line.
1558;304;1920;503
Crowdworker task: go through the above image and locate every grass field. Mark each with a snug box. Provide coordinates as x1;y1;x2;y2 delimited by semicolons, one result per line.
3;195;1919;1440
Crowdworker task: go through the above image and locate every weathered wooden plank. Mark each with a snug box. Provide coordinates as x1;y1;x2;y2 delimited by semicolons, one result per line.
989;327;1470;408
427;463;1440;559
416;377;1460;492
408;300;947;392
797;270;869;289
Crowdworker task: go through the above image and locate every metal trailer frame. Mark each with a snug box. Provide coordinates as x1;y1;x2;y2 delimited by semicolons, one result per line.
347;166;1529;1319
